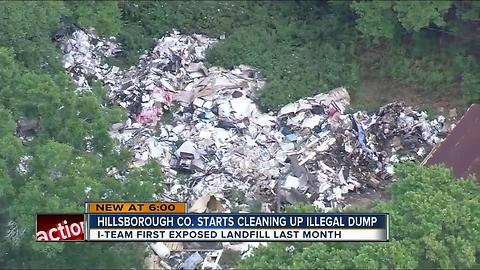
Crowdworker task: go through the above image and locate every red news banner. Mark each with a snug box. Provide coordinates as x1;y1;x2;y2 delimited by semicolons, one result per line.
36;202;186;241
36;214;85;241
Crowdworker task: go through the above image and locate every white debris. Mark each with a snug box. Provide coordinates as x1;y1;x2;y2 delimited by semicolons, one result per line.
150;242;171;259
58;28;450;268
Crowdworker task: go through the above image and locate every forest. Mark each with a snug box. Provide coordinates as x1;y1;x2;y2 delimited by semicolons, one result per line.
0;1;479;268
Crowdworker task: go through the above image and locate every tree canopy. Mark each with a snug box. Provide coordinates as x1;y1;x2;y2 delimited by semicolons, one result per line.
0;1;163;267
238;163;480;269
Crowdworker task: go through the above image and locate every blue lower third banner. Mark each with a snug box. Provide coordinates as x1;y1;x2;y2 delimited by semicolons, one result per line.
86;213;389;242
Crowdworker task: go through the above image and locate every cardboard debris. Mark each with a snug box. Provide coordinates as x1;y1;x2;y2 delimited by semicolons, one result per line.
189;194;225;213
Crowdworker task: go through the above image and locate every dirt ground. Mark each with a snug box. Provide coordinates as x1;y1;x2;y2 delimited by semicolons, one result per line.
343;189;389;210
356;78;465;114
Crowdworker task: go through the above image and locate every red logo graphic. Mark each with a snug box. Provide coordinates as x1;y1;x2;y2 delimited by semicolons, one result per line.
36;214;85;241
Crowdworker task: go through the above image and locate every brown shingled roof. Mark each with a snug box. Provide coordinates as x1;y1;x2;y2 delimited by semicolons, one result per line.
423;104;480;182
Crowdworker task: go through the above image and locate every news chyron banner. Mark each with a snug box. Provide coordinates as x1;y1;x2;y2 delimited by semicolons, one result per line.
37;202;389;242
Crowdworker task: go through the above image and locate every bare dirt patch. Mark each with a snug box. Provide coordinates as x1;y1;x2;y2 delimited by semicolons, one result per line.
343;188;388;210
355;78;465;114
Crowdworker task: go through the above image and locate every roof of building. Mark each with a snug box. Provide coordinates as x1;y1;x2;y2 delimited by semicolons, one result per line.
423;104;480;182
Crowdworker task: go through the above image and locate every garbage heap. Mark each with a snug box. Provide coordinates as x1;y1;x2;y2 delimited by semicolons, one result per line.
57;28;448;213
59;29;122;92
58;28;449;268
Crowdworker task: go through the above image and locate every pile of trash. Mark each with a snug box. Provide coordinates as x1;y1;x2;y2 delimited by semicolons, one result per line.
57;26;450;211
57;27;449;268
59;29;122;92
145;235;266;269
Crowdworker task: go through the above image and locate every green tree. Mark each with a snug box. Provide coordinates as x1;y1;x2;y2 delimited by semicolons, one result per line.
0;1;69;71
393;1;452;32
0;7;161;266
351;1;397;40
0;139;161;268
67;0;122;36
351;1;453;38
0;48;124;154
455;0;480;21
239;163;480;269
